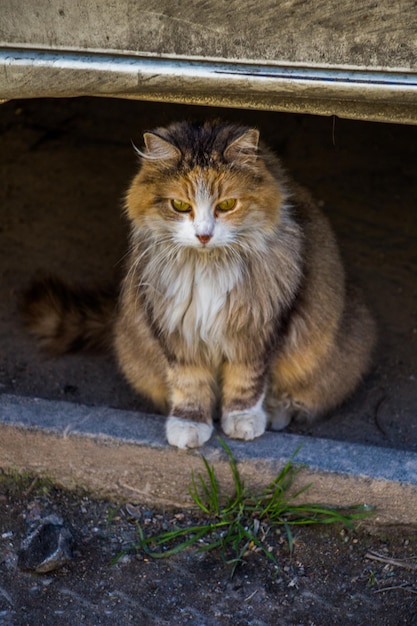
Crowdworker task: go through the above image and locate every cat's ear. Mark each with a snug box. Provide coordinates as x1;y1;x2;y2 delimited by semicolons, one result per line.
224;129;260;164
142;132;181;162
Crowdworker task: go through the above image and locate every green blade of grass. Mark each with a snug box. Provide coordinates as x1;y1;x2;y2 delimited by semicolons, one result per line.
200;456;220;515
140;527;209;558
217;438;245;511
189;457;221;516
188;472;211;515
283;519;294;553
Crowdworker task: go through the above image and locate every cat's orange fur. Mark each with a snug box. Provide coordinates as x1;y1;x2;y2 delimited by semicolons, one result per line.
22;121;376;448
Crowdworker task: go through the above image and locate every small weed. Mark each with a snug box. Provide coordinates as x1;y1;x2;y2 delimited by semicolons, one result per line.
0;468;54;499
133;439;373;574
106;506;121;529
368;570;377;588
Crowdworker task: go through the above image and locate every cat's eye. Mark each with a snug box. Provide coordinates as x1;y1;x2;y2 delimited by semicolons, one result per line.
171;199;192;213
216;198;237;212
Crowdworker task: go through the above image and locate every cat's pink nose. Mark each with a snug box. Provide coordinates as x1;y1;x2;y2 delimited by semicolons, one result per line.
196;234;212;244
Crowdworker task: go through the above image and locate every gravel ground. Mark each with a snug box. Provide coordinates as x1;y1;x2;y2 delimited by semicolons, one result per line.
1;471;417;626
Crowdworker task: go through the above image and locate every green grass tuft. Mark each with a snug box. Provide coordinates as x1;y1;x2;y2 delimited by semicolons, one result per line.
134;438;373;573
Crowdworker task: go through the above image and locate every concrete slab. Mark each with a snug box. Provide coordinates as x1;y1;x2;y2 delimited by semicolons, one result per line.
1;393;416;525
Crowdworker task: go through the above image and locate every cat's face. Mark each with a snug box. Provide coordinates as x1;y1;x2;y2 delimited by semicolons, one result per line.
126;121;285;251
157;167;254;250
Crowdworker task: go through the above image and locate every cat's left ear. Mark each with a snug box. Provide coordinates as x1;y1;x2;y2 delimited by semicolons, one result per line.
224;129;260;164
142;132;181;162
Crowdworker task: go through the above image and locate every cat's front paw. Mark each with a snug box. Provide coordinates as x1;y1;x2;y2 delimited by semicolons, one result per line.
166;416;213;449
222;407;267;441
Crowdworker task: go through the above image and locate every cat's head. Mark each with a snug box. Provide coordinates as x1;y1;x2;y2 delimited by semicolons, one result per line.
125;121;287;251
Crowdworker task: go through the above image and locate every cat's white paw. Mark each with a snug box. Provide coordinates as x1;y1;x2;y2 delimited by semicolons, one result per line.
166;416;213;449
222;407;267;441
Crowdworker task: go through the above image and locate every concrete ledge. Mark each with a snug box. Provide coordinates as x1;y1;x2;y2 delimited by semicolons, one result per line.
1;394;416;525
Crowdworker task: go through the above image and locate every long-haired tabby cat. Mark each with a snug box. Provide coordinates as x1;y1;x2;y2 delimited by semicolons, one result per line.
23;120;376;449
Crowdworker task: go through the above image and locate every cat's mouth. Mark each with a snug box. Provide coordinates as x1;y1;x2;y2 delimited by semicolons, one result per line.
196;243;214;252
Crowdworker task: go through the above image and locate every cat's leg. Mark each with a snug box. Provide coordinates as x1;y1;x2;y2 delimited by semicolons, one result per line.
264;395;293;431
166;364;216;449
221;362;267;441
264;393;311;430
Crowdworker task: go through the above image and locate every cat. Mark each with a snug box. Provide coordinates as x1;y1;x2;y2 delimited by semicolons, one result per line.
22;120;376;449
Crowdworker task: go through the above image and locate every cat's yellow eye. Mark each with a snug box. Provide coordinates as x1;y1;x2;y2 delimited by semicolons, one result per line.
216;198;237;212
171;199;192;213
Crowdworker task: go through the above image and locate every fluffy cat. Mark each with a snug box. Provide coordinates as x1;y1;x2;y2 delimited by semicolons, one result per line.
22;120;376;449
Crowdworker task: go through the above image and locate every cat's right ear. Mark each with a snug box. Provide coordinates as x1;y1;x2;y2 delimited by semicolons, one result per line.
224;129;260;165
141;132;182;162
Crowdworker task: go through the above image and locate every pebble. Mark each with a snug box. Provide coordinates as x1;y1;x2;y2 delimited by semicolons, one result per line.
1;531;13;539
17;515;74;573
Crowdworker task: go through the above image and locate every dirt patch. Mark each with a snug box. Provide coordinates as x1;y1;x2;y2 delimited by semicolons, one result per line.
1;473;417;625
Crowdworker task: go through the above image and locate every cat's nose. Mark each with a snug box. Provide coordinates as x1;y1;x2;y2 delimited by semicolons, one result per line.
196;234;212;244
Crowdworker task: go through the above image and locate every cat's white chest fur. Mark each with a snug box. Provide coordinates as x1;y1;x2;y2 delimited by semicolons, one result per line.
162;257;241;350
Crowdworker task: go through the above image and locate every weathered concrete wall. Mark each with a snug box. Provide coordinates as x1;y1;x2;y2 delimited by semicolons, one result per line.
1;1;417;123
1;0;417;70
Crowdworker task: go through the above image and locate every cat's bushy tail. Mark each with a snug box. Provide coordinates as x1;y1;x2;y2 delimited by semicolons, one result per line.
21;277;117;355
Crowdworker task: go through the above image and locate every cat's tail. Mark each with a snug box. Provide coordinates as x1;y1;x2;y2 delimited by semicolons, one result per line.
21;276;117;355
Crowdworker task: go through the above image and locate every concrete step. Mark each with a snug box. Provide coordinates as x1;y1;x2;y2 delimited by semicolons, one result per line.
1;393;416;525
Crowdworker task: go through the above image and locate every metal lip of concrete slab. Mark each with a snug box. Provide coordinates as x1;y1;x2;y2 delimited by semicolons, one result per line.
1;49;417;125
1;393;417;525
